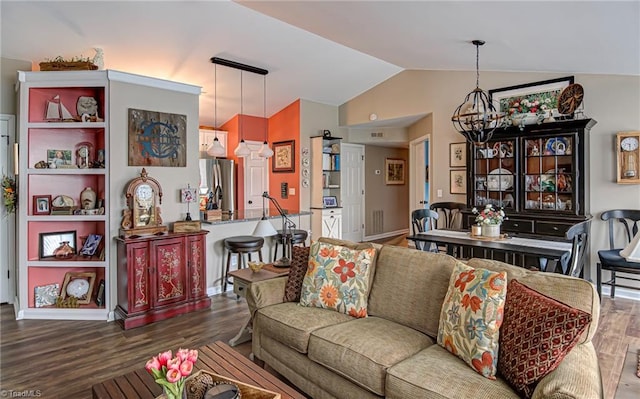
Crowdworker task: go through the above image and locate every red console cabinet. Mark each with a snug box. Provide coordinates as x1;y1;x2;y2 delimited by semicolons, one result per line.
115;231;210;329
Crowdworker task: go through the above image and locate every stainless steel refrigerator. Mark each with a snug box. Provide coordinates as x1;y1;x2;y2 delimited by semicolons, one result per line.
199;158;236;213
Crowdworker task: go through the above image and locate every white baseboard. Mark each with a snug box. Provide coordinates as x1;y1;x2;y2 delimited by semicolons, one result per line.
601;286;640;301
363;229;409;242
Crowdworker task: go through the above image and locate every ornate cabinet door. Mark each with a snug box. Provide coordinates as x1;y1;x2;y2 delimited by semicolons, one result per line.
120;241;151;314
151;237;188;307
186;234;206;301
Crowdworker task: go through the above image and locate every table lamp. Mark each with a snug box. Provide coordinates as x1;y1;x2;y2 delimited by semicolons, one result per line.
260;192;296;267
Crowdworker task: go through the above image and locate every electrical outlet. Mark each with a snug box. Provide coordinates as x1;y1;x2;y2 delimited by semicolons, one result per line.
437;189;443;198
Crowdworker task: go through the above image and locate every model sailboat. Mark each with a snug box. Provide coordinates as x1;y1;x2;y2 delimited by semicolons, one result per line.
45;95;74;121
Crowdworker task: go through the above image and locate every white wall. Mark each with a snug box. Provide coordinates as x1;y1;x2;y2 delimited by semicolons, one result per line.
339;69;640;285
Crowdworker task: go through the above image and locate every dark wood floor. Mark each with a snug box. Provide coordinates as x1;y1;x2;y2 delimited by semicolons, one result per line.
0;293;637;398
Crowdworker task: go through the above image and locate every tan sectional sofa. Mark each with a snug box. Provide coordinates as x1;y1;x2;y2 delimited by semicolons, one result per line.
247;239;602;399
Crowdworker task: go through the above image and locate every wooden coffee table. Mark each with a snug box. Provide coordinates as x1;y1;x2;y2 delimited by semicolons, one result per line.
91;341;306;399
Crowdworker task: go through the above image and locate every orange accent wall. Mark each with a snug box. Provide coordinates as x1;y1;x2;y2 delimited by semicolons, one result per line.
268;100;300;210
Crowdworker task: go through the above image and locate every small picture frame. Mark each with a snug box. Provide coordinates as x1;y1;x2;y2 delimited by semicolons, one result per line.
39;230;76;259
80;234;103;257
46;149;72;168
450;170;467;194
95;279;105;307
323;196;338;208
449;142;467;168
181;187;197;203
33;195;51;215
60;271;96;305
34;283;59;308
272;140;295;173
385;158;405;185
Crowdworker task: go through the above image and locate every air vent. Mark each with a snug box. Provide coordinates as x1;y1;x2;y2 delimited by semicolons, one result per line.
370;132;384;138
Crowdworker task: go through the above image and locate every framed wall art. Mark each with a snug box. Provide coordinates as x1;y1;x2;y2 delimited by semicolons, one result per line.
272;140;295;173
449;142;467;168
80;234;103;257
385;158;405;185
128;108;187;167
489;76;574;120
33;195;51;215
450;170;467;194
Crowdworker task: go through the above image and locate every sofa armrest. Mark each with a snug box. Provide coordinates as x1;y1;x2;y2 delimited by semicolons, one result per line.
246;276;288;319
532;343;603;399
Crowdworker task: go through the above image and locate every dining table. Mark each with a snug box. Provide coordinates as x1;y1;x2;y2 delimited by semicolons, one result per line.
407;229;573;273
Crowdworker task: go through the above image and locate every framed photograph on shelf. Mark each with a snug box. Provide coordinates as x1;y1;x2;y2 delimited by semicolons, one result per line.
450;170;467;194
39;230;76;259
33;195;51;215
449;143;466;168
385;158;405;185
272;140;295;173
322;196;338;208
489;76;574;120
60;271;96;305
46;149;72;168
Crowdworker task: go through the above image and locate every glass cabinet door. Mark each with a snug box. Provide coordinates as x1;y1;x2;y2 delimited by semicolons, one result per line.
472;139;516;210
523;136;574;212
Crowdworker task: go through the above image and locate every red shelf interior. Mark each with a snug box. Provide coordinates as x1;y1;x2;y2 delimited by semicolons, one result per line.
28;266;105;308
28;87;105;122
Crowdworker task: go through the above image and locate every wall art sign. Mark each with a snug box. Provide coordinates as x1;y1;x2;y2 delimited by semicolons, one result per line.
450;142;467;168
450;170;467;194
272;140;295;173
128;108;187;167
385;158;405;185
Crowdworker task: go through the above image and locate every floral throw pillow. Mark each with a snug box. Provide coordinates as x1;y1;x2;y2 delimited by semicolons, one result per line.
299;241;376;318
283;246;311;302
498;279;592;398
437;262;507;380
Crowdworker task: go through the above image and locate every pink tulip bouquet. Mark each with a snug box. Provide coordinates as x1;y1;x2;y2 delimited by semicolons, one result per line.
145;348;198;399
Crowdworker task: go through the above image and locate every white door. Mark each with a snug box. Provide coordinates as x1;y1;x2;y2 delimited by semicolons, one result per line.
341;143;365;242
0;114;16;304
243;140;268;211
410;135;430;214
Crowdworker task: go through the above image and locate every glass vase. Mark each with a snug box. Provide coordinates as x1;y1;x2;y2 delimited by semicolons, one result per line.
481;223;501;238
158;385;186;399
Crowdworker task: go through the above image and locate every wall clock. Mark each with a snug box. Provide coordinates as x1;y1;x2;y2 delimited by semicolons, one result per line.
119;168;168;237
616;131;640;184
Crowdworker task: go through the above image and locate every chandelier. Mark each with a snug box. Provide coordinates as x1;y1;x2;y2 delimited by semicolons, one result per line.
451;40;502;145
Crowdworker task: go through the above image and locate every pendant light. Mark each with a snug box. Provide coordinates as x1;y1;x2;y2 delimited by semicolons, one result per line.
234;70;251;157
451;40;503;145
207;63;226;157
258;74;274;158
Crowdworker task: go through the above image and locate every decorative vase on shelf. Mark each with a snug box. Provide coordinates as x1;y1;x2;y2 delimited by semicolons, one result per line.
54;241;74;258
80;187;97;210
481;223;501;238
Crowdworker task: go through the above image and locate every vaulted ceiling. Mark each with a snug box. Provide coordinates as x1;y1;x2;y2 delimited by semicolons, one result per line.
2;1;638;128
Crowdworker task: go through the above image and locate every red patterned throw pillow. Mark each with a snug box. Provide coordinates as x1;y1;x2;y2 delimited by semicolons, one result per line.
283;246;311;302
498;279;592;398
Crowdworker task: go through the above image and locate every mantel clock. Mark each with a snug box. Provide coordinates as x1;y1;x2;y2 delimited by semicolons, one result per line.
120;168;168;237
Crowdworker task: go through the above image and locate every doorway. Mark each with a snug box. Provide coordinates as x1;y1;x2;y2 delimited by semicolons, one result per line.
0;114;16;304
242;140;269;211
410;134;431;216
341;143;365;242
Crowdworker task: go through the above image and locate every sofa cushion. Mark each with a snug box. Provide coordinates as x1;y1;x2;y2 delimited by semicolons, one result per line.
498;279;592;399
308;316;433;396
300;241;376;317
386;345;519;399
368;245;458;337
437;261;507;379
283;246;310;302
256;302;353;354
466;258;599;343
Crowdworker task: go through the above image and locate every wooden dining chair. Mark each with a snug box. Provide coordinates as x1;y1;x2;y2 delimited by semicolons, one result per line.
429;202;466;230
597;209;640;298
411;209;438;252
563;219;591;277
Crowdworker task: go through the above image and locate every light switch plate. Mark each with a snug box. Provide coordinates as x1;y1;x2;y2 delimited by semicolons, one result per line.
289;187;296;196
437;189;443;198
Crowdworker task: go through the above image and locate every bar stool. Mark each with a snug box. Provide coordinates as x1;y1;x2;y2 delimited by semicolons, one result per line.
223;236;264;291
273;229;308;262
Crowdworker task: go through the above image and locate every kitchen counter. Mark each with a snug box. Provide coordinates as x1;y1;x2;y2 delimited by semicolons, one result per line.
201;208;311;225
